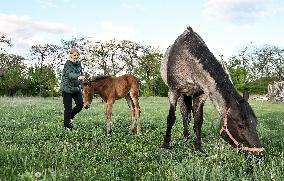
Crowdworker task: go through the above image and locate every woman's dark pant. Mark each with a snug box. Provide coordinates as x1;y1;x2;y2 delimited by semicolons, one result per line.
62;91;83;128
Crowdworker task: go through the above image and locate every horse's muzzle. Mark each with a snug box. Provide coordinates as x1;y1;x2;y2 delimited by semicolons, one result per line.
84;105;90;109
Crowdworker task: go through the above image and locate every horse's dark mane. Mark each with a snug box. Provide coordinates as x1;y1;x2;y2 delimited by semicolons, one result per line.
179;26;240;104
91;75;112;82
177;27;256;122
240;101;257;122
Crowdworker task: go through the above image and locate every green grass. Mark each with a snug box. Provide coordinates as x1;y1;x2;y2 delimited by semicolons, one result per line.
0;97;283;180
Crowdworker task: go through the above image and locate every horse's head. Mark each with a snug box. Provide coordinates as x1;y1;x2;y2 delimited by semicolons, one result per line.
82;80;94;109
220;95;264;154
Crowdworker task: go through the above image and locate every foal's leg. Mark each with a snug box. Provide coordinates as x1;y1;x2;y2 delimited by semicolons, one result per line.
178;95;192;141
161;90;179;149
106;99;114;134
125;94;135;133
130;91;141;134
192;93;206;151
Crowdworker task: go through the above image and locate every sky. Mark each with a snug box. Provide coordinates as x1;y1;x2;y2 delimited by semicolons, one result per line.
1;0;284;60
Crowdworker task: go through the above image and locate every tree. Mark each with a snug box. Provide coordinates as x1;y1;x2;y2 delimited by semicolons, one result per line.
228;44;284;94
30;44;64;74
29;44;64;96
253;45;284;81
0;33;12;52
85;39;144;76
0;33;12;76
61;37;90;57
0;54;26;96
25;65;58;97
136;50;163;96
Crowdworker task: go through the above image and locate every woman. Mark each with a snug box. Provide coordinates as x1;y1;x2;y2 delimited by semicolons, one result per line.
60;48;85;129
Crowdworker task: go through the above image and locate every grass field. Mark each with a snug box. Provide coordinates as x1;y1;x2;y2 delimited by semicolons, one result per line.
0;96;283;180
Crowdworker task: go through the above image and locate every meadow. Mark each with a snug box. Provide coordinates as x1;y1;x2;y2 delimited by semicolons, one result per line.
0;96;283;180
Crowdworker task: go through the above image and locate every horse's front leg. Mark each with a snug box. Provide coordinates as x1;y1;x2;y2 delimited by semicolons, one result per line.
193;92;206;151
106;100;113;134
161;90;179;149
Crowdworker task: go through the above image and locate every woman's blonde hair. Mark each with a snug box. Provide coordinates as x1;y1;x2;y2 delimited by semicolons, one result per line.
69;48;80;55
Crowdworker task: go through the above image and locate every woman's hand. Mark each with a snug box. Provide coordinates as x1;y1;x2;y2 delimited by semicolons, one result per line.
78;75;85;80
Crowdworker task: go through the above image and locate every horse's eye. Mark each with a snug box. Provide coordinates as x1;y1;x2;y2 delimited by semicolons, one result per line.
238;124;245;129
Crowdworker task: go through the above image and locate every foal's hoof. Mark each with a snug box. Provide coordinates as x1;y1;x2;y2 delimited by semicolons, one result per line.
129;127;136;134
107;129;112;135
136;128;141;135
136;131;141;135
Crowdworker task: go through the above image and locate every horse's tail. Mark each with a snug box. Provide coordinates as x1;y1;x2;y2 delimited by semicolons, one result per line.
183;95;193;113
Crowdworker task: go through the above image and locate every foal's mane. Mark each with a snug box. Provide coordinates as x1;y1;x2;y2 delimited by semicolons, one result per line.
91;75;112;82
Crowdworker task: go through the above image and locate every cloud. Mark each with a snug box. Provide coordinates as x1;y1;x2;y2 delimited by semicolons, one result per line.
203;0;284;24
95;21;140;42
0;13;71;55
0;14;69;35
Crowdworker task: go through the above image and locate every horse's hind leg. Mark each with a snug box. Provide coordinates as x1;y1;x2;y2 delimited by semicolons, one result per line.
178;94;192;141
161;90;179;149
106;100;114;134
129;91;141;134
192;92;206;151
126;94;135;133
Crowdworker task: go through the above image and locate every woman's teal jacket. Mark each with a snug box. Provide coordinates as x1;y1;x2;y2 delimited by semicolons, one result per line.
60;60;82;94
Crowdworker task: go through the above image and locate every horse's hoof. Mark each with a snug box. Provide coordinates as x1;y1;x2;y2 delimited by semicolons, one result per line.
160;142;170;149
194;145;206;155
160;147;170;154
183;135;189;142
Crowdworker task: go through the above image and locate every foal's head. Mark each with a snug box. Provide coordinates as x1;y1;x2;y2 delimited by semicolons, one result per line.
220;95;264;153
82;81;94;109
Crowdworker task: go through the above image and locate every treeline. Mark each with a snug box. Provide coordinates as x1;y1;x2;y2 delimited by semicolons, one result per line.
1;33;283;96
227;44;284;94
0;34;168;97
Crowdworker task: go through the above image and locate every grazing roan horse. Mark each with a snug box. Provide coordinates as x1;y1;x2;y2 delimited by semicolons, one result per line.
82;74;141;134
160;26;264;153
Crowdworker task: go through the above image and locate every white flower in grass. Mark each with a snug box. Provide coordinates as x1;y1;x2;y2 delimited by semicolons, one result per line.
35;172;42;178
